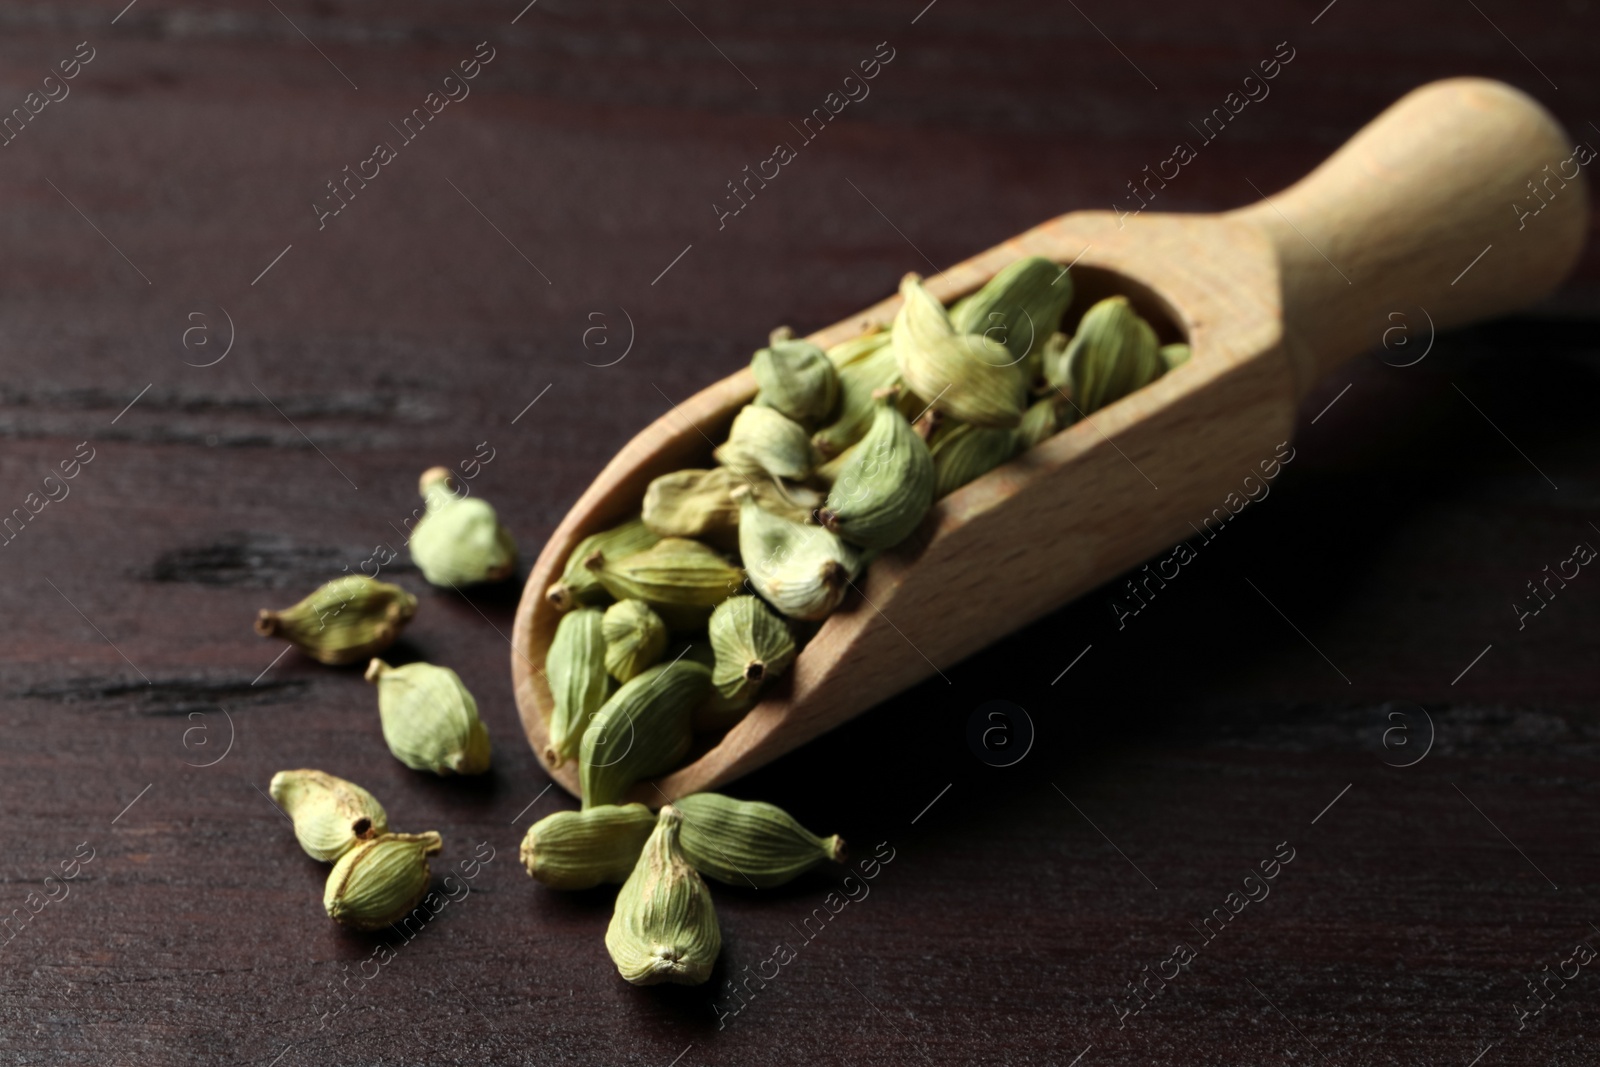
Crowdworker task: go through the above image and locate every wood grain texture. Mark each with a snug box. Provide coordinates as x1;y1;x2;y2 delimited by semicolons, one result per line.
1;3;1597;1065
514;78;1588;802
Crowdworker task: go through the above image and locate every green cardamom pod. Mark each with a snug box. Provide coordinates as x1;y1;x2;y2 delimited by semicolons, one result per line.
1160;342;1191;371
1064;295;1164;415
674;792;846;888
584;537;745;630
269;769;388;863
948;256;1074;379
1014;396;1061;451
520;803;656;890
641;468;819;548
753;330;840;428
605;805;721;986
813;331;905;458
255;576;417;666
894;273;1027;429
545;607;612;767
547;519;660;613
408;467;518;587
324;831;443;931
736;490;861;620
1040;330;1072;390
602;599;669;683
365;659;491;775
580;660;710;807
713;404;819;481
708;595;795;703
818;398;935;549
930;421;1019;498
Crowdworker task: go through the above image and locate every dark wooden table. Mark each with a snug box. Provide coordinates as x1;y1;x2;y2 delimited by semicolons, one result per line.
2;2;1597;1064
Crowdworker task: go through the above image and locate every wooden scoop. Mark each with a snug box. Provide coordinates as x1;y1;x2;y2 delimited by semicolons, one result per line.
512;78;1589;802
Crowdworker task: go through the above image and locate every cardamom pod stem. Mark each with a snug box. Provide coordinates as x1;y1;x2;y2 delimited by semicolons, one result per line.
605;806;721;986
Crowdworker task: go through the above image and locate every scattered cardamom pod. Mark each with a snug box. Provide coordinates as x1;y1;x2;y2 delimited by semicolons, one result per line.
580;660;710;807
584;536;745;630
674;792;846;889
893;273;1027;429
813;331;906;458
602;599;669;683
1160;342;1192;371
407;467;518;587
753;331;840;428
707;595;795;704
365;659;492;776
948;256;1074;377
818;398;935;549
269;769;388;863
520;803;657;890
605;805;721;986
545;608;612;767
736;490;862;620
324;831;443;931
641;468;819;548
1063;295;1164;415
930;421;1020;498
713;404;819;481
547;519;660;613
255;576;417;666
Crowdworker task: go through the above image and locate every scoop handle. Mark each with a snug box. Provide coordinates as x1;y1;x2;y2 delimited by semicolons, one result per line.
1229;77;1590;398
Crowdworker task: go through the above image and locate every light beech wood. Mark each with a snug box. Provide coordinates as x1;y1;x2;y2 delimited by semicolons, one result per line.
511;78;1589;803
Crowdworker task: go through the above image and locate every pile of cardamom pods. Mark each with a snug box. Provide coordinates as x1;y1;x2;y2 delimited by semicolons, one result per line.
533;258;1187;984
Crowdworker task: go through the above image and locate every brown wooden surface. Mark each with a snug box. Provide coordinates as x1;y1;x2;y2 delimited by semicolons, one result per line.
2;2;1597;1064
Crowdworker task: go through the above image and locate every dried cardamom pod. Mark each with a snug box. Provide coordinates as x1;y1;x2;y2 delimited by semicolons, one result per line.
1040;331;1072;391
545;607;612;767
584;537;745;630
602;599;668;683
674;792;846;888
1160;342;1192;371
1014;396;1061;451
580;660;710;808
736;490;861;621
269;769;388;863
813;331;903;458
324;831;443;931
408;467;518;587
520;803;656;890
753;330;840;428
365;659;491;775
255;576;417;666
818;398;935;549
894;273;1027;429
1064;295;1163;415
713;404;819;481
930;421;1019;498
948;256;1074;377
641;468;820;548
547;519;660;613
605;805;721;986
708;595;795;704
